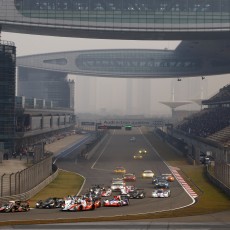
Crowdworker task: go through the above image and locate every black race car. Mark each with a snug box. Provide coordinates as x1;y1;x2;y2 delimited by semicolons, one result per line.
0;200;30;212
36;197;64;208
126;189;146;199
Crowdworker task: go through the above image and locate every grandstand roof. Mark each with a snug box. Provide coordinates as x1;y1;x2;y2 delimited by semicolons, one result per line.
202;84;230;105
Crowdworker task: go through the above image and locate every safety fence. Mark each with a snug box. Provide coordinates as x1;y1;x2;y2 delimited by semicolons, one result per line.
206;163;230;196
0;153;53;198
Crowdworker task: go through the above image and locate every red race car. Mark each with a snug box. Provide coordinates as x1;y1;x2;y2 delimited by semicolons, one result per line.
103;195;129;207
101;187;112;197
61;197;100;211
122;173;136;182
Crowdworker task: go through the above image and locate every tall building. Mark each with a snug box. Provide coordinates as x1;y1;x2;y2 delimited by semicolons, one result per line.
17;67;73;108
0;28;16;152
68;78;75;110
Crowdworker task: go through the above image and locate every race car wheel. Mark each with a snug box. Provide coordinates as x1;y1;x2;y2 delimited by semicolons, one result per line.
11;208;15;213
91;204;95;210
78;205;83;211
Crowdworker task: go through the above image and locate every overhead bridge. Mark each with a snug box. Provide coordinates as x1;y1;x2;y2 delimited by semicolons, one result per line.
1;0;230;40
17;42;230;78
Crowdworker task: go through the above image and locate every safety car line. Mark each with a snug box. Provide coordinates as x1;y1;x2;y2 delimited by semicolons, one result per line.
170;168;198;198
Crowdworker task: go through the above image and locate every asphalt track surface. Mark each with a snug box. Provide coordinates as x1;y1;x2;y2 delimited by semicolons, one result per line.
0;127;194;223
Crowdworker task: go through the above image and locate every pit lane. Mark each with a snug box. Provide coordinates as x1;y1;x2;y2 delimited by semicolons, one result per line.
0;128;194;221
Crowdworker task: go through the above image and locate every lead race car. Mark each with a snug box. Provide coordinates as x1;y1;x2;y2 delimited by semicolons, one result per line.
61;196;100;211
103;195;129;207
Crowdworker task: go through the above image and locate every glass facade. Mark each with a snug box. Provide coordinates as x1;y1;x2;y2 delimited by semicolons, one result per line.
0;1;230;39
18;68;71;108
75;50;201;75
0;41;16;151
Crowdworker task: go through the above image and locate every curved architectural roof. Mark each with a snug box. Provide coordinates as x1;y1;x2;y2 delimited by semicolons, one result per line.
159;101;192;109
17;40;230;78
1;0;230;39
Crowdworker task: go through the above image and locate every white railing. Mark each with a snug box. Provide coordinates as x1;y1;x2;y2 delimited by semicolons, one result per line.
0;39;15;46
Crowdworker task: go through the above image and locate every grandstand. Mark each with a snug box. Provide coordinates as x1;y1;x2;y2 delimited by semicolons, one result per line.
176;84;230;146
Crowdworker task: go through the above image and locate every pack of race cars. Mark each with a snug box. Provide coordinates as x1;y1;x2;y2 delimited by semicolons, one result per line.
0;168;175;213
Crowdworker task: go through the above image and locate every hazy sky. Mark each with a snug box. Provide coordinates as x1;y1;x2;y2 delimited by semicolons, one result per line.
2;32;229;116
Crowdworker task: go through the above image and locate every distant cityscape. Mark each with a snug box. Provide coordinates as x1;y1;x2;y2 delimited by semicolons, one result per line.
73;75;217;117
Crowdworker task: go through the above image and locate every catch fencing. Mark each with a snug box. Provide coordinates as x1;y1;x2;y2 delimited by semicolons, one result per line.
0;153;53;198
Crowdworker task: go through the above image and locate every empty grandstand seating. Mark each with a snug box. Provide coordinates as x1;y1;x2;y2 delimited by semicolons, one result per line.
207;126;230;145
176;84;230;144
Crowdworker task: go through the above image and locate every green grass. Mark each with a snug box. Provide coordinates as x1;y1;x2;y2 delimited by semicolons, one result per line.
29;170;84;208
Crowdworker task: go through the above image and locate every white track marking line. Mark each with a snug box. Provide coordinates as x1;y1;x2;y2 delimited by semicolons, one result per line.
91;130;115;169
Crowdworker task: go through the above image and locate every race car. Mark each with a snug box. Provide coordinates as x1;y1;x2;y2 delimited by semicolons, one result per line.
126;189;146;199
122;173;136;182
151;188;171;198
138;149;147;154
101;187;112;197
133;154;143;159
161;173;175;182
120;185;135;195
130;137;136;142
113;166;126;174
82;194;102;208
103;195;129;207
0;200;30;212
153;178;169;188
111;181;126;191
89;184;103;196
36;197;64;209
142;170;154;178
112;177;124;183
152;176;163;184
61;196;100;211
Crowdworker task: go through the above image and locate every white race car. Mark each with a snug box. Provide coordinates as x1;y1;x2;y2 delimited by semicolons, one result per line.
151;188;171;198
101;187;112;197
111;181;126;192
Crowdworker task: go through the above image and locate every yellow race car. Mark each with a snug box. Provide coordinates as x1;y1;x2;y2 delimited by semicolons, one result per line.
133;154;143;159
113;166;126;174
139;149;147;154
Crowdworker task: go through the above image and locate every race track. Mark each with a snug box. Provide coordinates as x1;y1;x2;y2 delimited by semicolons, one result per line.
0;128;194;221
